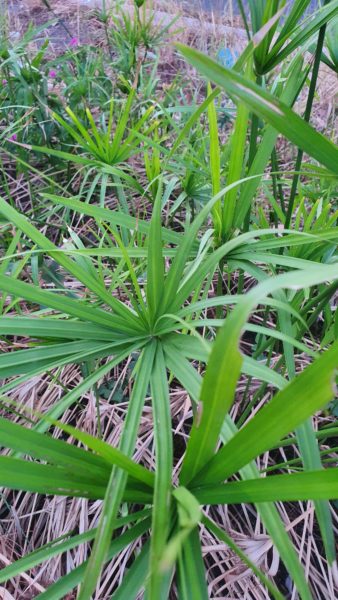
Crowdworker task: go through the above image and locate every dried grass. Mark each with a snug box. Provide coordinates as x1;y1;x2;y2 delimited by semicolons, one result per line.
2;347;338;598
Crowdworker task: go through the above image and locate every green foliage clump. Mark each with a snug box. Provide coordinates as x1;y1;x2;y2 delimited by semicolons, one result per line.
0;1;337;599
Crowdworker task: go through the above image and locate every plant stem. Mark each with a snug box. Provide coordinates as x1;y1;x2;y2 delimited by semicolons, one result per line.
236;0;251;40
284;20;328;229
271;147;285;216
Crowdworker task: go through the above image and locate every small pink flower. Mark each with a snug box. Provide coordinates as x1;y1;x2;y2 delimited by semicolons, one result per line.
9;134;17;142
69;37;78;47
49;69;57;78
2;79;7;85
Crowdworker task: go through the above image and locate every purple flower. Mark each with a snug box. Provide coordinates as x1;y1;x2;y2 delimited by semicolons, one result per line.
9;133;17;142
69;37;79;47
2;79;7;85
49;69;57;78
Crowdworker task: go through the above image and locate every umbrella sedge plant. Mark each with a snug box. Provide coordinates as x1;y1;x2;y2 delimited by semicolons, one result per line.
174;0;338;245
0;248;337;598
175;4;338;586
0;184;338;598
0;0;338;597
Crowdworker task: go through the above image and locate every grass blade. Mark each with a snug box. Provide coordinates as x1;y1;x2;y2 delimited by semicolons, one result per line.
192;339;338;486
77;343;156;600
147;344;173;599
176;44;338;175
194;469;338;504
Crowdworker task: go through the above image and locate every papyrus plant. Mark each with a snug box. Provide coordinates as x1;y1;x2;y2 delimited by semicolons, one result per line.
0;261;337;599
0;183;338;598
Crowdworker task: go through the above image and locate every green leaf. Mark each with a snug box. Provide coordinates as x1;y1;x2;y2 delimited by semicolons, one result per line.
194;469;338;504
31;345;138;434
0;455;107;499
264;1;338;72
147;344;173;599
192;339;338;486
40;419;154;488
296;418;336;564
235;54;308;226
219;416;312;600
0;417;110;477
222;58;252;235
78;343;156;600
176;44;338;175
160;487;202;572
164;339;312;600
207;83;222;234
0;273;134;332
0;317;123;340
0;340;117;378
147;187;165;324
169;87;220;158
177;528;208;600
43;193;182;245
180;307;244;485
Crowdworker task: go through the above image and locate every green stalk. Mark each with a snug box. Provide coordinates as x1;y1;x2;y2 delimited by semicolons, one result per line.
284;17;328;229
271;147;285;215
238;75;262;295
236;0;252;40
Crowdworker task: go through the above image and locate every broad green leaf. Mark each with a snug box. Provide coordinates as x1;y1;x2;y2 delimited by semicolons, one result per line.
176;44;338;175
194;469;338;504
0;417;110;477
147;345;173;599
177;528;208;600
179;307;244;485
147;188;165;324
192;339;338;486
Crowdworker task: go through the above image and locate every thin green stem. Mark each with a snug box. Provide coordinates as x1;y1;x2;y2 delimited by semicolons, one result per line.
284;20;328;229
